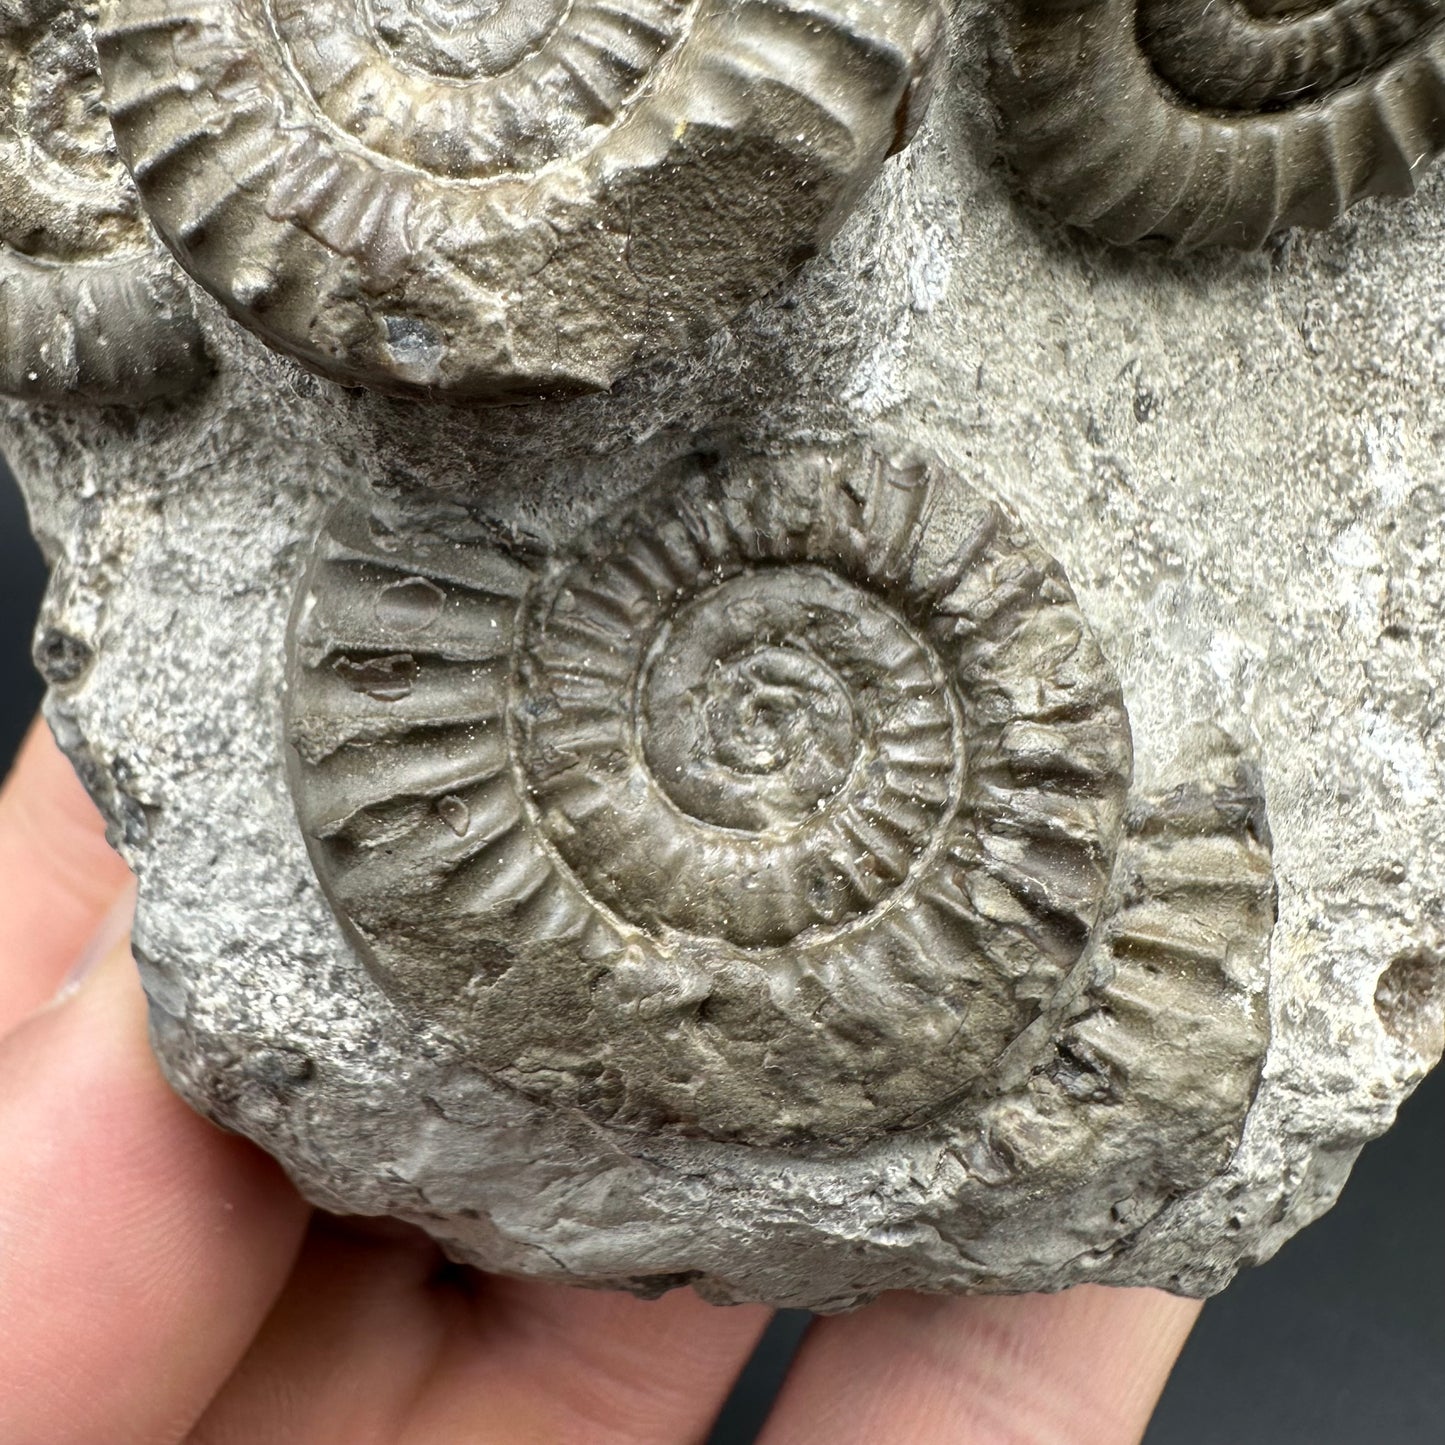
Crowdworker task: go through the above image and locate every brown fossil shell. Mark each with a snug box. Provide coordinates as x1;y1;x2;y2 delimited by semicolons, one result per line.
0;0;207;404
286;446;1273;1153
95;0;947;400
991;0;1445;249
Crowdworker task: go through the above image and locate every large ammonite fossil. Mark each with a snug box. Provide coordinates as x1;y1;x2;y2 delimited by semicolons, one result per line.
0;0;207;404
94;0;947;400
287;446;1274;1154
991;0;1445;248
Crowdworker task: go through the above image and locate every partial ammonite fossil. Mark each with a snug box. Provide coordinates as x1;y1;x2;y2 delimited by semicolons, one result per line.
287;445;1274;1160
991;0;1445;248
95;0;947;400
0;0;207;404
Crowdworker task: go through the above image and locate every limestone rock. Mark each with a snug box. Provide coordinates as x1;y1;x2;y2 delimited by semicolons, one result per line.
1;3;1443;1309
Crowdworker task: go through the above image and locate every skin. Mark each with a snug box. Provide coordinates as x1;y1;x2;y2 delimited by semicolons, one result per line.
0;718;1200;1444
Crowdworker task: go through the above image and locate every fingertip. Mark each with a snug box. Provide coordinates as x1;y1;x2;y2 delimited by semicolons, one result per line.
0;718;132;1032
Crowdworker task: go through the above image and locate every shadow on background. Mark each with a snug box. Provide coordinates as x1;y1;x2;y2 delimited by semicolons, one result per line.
1;459;1441;1445
0;458;45;761
1145;1063;1445;1445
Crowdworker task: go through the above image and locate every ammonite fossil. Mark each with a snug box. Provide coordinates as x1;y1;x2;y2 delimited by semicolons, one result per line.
287;445;1274;1158
991;0;1445;248
94;0;947;400
0;0;207;404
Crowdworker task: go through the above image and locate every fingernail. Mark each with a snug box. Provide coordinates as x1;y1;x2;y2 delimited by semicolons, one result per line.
50;883;137;1006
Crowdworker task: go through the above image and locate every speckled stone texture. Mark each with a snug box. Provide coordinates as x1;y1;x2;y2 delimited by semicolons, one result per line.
3;14;1444;1310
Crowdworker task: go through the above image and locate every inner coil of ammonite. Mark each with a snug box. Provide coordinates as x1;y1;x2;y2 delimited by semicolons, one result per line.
287;448;1134;1148
276;0;689;179
0;0;208;402
524;557;966;951
95;0;947;398
992;0;1445;248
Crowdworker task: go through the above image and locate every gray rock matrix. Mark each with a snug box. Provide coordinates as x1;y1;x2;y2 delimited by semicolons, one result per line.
2;4;1444;1309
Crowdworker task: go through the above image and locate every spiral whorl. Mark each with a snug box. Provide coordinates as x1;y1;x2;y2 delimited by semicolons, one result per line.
993;0;1445;248
523;541;966;951
0;0;207;403
95;0;947;398
287;447;1136;1147
1142;0;1445;112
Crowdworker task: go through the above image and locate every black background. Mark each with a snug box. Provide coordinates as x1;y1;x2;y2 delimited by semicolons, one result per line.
2;462;1440;1443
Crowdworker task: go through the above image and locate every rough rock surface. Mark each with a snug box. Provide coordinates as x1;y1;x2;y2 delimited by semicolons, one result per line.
3;13;1444;1309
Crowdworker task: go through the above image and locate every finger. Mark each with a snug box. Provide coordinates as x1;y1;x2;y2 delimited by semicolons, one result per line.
192;1220;772;1445
0;719;132;1032
756;1286;1200;1445
437;1274;773;1444
0;935;311;1445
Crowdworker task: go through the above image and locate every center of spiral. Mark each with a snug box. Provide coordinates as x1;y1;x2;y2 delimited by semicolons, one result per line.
278;0;689;179
2;17;141;261
707;649;848;778
646;633;859;832
368;0;569;78
24;28;115;181
523;558;962;951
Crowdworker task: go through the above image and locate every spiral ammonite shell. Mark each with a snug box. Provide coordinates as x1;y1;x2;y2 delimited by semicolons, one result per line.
992;0;1445;248
0;0;208;403
94;0;947;400
287;446;1145;1147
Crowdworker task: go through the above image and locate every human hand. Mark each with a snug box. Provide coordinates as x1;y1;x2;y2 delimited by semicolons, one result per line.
0;719;1200;1444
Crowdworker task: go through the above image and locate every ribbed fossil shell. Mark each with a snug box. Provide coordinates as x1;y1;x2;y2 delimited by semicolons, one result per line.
95;0;947;399
956;742;1275;1225
1057;752;1275;1138
287;446;1274;1152
0;0;207;403
992;0;1445;248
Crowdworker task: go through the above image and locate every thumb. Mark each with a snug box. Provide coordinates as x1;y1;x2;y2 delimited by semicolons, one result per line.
0;930;309;1445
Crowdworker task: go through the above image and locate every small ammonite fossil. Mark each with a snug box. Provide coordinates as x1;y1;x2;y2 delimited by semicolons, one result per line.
287;445;1274;1155
991;0;1445;249
94;0;947;400
0;0;208;404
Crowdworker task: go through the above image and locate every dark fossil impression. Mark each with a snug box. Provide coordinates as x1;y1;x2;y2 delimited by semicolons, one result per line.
992;0;1445;248
287;446;1275;1172
0;0;208;402
94;0;946;399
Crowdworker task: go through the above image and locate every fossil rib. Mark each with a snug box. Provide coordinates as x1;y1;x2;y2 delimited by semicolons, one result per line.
0;0;208;404
95;0;947;399
286;445;1272;1153
992;0;1445;248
